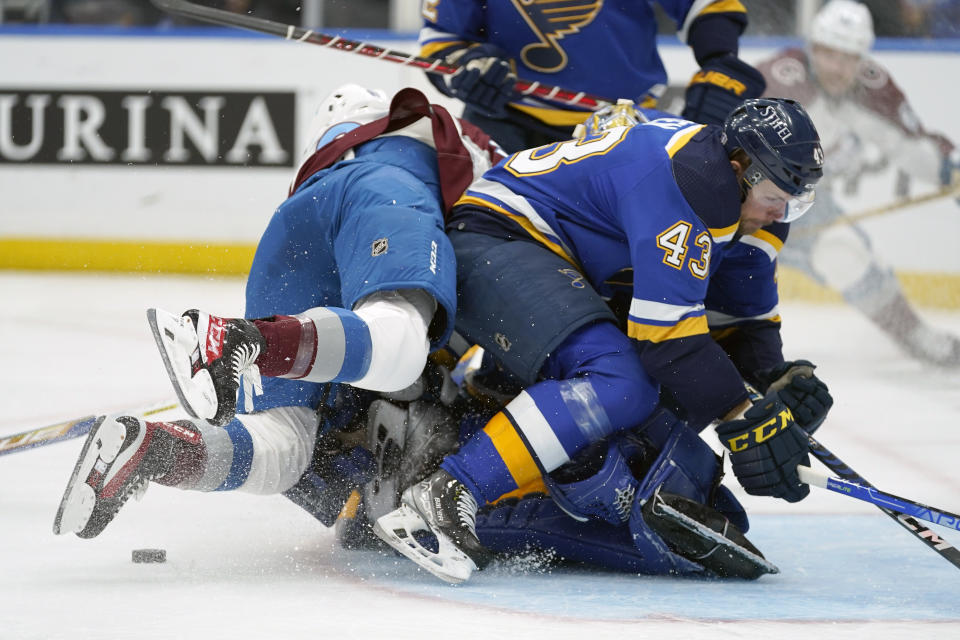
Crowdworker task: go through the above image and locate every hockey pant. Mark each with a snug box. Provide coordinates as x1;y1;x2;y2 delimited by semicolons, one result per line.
440;321;660;504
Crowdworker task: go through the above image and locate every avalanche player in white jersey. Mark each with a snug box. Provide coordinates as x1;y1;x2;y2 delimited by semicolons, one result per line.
373;99;830;583
418;0;766;151
757;0;960;366
52;85;503;540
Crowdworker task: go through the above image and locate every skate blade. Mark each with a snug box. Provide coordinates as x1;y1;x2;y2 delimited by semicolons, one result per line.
373;504;477;584
146;308;216;421
53;416;116;535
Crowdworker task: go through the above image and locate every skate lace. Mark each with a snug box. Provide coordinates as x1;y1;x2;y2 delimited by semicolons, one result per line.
232;342;264;412
455;487;480;533
230;341;261;383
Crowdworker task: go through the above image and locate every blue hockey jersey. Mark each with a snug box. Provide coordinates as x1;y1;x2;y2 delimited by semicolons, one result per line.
450;117;786;426
419;0;749;126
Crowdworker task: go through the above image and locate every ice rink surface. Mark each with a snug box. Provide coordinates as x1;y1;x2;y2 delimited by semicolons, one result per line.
2;271;959;640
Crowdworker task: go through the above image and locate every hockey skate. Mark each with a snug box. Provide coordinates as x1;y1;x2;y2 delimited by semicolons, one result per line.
901;324;960;368
53;415;201;539
147;308;266;426
373;469;493;583
642;489;778;579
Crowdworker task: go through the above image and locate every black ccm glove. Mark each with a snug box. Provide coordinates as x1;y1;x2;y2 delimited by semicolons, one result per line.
753;360;833;435
681;54;765;126
716;392;810;503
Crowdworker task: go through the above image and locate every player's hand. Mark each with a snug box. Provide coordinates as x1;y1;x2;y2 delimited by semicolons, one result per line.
681;54;765;126
716;392;810;503
441;43;517;118
753;360;833;434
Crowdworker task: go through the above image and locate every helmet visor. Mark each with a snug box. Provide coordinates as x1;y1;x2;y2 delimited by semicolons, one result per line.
783;184;816;223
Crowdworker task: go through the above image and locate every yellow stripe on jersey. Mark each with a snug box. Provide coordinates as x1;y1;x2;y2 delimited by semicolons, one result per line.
418;39;466;59
628;315;709;342
509;103;595;127
709;221;740;242
455;195;581;268
665;124;707;158
510;94;661;127
483;412;540;490
700;0;747;16
751;228;784;253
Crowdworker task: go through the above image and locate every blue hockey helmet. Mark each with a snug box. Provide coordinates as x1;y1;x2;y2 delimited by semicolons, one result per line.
722;98;824;222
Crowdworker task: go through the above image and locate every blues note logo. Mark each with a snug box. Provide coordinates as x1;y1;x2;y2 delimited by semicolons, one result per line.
511;0;603;73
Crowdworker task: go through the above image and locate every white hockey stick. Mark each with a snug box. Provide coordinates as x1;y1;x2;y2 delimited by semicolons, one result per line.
795;181;960;235
0;400;179;457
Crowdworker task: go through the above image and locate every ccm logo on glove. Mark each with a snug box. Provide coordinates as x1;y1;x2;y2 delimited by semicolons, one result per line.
723;406;794;452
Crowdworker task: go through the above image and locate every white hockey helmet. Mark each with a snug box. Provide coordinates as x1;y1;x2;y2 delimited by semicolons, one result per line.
808;0;875;56
298;84;390;162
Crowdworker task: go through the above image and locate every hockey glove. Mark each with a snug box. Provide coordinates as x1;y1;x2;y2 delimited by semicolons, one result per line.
715;392;810;503
436;43;517;118
681;54;766;126
753;360;833;435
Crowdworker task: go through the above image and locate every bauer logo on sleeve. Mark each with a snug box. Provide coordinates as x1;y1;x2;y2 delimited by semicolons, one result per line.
0;89;295;166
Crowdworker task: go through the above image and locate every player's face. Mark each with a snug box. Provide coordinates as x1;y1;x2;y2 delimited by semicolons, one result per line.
738;179;790;235
810;44;861;96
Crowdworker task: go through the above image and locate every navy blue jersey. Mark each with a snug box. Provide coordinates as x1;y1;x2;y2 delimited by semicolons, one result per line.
420;0;748;127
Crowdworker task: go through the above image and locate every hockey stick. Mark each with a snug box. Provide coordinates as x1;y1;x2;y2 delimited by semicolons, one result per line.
149;0;613;111
797;465;960;531
804;433;960;569
794;181;960;235
0;400;178;457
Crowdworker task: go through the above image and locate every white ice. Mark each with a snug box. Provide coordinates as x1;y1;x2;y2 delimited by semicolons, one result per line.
2;271;959;640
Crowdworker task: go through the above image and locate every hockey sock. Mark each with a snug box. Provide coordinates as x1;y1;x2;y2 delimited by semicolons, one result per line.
253;309;371;382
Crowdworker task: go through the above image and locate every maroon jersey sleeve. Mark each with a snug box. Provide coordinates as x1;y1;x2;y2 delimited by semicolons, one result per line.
853;59;955;155
756;48;819;105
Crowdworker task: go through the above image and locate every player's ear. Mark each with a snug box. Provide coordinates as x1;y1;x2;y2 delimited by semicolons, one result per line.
730;159;745;180
728;148;751;181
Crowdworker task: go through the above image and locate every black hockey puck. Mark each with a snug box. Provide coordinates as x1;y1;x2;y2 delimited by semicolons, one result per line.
132;548;166;563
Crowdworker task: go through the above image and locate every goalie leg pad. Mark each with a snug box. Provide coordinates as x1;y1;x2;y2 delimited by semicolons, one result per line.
544;437;640;525
641;490;778;579
476;493;703;575
634;408;749;532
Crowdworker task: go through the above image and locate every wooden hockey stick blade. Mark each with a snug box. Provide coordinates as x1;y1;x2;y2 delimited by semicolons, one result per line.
148;0;613;110
0;400;178;457
799;465;960;531
795;181;960;235
806;433;960;570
